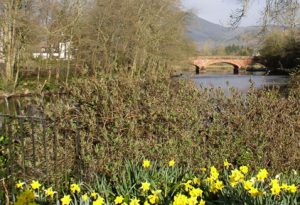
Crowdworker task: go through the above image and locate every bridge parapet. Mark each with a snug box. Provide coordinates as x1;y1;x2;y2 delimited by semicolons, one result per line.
193;56;265;70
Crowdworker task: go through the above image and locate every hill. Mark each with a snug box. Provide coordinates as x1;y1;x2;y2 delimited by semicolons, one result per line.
186;14;261;49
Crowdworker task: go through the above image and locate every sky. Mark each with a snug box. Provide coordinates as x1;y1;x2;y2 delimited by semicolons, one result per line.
181;0;266;27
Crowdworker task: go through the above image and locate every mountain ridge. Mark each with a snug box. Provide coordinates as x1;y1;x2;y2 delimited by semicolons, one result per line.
186;14;261;49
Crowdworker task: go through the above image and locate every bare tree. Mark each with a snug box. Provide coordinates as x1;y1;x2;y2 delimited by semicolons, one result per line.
232;0;299;27
0;0;40;86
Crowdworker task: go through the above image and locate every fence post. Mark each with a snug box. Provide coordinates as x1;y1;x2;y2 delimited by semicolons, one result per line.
7;117;15;201
75;121;82;180
30;118;36;170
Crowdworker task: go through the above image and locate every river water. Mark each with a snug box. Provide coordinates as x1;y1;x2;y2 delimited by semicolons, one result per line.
186;70;290;93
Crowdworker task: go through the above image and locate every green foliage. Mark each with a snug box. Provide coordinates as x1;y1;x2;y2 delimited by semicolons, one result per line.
0;135;8;176
260;30;300;69
224;44;253;56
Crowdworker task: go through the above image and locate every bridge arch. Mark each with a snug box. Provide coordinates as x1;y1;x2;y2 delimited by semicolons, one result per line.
193;56;266;74
204;61;241;69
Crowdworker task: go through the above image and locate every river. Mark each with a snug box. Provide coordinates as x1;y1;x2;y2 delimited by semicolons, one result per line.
182;70;290;94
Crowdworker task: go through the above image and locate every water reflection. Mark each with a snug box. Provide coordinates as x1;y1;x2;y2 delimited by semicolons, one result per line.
190;71;289;93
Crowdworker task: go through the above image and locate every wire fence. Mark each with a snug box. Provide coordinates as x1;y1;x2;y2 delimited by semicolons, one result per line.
0;114;84;199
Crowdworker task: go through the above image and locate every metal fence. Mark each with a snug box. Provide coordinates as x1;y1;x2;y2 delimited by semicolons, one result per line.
0;114;84;198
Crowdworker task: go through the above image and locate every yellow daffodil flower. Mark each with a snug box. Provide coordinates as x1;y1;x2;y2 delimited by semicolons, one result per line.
45;187;56;198
189;188;203;198
256;169;268;181
239;166;249;174
31;180;41;190
243;180;253;191
223;160;231;169
82;193;89;202
187;196;198;205
169;160;175;167
199;199;206;205
93;196;105;205
129;197;140;205
141;182;150;192
115;196;124;204
91;191;98;199
61;195;71;205
70;183;80;193
249;187;260;197
193;177;200;185
16;181;25;189
210;166;219;180
148;194;159;204
173;194;188;205
288;184;297;193
143;160;151;168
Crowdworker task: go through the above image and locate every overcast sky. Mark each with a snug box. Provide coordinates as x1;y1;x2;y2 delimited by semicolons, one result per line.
181;0;265;26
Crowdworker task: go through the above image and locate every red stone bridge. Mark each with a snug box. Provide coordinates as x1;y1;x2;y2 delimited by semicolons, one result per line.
193;56;265;73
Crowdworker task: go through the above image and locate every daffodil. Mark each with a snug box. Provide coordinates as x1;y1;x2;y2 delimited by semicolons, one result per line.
31;180;41;190
45;187;56;198
248;187;260;197
143;160;151;168
148;194;159;204
93;196;105;205
82;193;89;202
193;177;200;185
256;169;268;181
215;180;224;191
187;197;198;205
209;180;224;194
281;183;289;191
141;182;150;192
129;197;140;205
91;191;98;199
223;159;231;169
288;184;297;193
173;194;188;205
16;181;25;189
189;188;203;198
61;195;71;205
243;180;253;191
70;183;80;193
271;182;281;196
239;166;249;174
115;196;124;204
229;169;244;187
210;166;219;180
183;180;193;191
199;199;206;205
169;160;175;167
151;190;162;195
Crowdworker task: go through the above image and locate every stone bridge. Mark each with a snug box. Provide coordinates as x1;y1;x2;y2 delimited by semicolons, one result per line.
193;56;265;74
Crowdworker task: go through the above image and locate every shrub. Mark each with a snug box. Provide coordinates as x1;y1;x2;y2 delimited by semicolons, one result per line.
4;75;300;185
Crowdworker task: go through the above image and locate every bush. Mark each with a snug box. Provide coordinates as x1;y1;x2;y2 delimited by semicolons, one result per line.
26;74;300;183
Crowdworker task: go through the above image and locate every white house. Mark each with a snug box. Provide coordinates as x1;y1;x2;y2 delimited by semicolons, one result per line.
0;29;4;63
33;42;72;60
